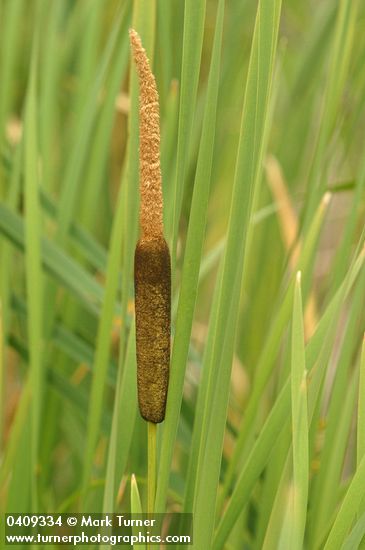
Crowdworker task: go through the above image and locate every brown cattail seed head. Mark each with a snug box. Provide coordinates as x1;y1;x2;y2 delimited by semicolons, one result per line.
134;237;171;422
130;29;171;423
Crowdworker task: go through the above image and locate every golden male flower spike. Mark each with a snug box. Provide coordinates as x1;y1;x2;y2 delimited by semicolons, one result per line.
129;29;171;424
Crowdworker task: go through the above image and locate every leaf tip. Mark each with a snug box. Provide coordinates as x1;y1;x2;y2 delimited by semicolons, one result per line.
322;191;332;209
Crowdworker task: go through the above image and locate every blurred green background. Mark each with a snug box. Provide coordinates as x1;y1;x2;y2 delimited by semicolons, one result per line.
1;0;365;548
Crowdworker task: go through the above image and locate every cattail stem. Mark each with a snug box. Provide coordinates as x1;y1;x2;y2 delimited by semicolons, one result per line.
147;421;157;517
130;29;171;425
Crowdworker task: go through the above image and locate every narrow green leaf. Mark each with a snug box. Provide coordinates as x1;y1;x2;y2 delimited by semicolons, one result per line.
0;378;31;489
0;203;120;316
357;336;365;468
170;0;206;250
155;0;225;512
24;42;44;511
56;3;124;242
131;474;146;550
102;321;138;511
342;511;365;550
312;373;358;549
303;0;359;228
324;453;365;550
39;0;63;196
82;178;127;501
0;0;23;138
79;0;131;233
289;272;308;550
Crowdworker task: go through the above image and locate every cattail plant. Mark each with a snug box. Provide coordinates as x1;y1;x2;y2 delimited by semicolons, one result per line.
129;28;171;424
129;28;171;517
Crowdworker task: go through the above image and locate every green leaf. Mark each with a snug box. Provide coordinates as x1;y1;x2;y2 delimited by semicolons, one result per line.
0;203;120;316
131;474;146;550
169;0;206;249
155;0;225;512
102;320;138;511
289;273;308;550
303;0;360;227
357;335;365;468
24;41;43;511
82;176;128;502
342;511;365;550
324;452;365;550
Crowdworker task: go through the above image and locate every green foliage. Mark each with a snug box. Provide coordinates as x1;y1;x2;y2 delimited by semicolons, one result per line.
1;0;365;548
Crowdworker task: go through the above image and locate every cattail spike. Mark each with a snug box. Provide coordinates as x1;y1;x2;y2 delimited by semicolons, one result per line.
134;237;171;423
129;28;163;239
130;29;171;424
